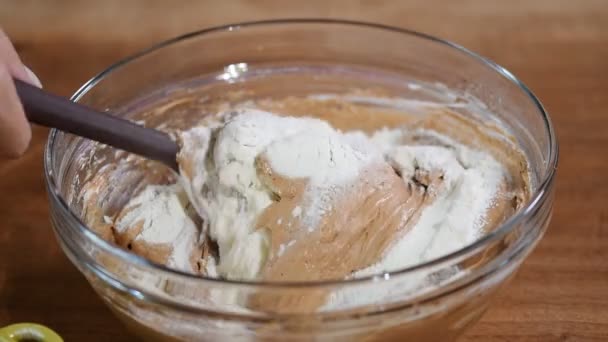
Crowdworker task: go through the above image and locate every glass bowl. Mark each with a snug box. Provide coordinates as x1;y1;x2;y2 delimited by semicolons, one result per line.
44;19;557;341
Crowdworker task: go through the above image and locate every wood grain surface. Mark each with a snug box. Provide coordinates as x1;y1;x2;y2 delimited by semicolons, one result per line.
0;1;607;341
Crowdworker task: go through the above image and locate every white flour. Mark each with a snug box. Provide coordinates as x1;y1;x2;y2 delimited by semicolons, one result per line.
114;184;201;273
364;130;503;272
178;109;375;280
113;107;506;302
322;128;505;310
263;117;374;231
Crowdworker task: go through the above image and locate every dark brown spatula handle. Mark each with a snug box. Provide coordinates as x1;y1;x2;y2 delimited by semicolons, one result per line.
14;78;179;170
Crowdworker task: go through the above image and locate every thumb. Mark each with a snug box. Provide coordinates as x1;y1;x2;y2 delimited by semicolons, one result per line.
0;64;31;158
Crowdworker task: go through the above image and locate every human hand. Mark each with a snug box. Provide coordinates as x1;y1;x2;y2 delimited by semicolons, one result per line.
0;28;42;158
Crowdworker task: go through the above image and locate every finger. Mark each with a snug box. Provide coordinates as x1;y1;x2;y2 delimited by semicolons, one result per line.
0;63;31;158
24;65;42;88
0;28;40;87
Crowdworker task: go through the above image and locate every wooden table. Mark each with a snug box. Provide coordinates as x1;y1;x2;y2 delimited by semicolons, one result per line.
0;1;606;340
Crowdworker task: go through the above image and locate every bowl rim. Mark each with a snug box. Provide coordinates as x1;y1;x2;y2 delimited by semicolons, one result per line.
44;18;558;289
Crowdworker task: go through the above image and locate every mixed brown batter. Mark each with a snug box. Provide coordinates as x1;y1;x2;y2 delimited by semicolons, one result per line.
79;93;529;290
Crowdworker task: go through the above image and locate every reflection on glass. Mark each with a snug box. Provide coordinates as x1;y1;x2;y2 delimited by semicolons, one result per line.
217;63;249;83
